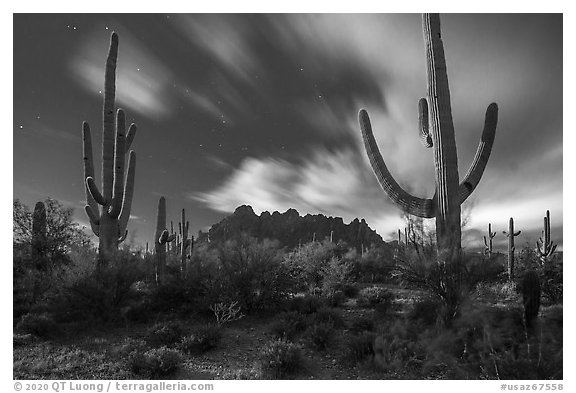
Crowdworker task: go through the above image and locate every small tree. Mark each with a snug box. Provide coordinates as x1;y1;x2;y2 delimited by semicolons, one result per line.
13;198;93;312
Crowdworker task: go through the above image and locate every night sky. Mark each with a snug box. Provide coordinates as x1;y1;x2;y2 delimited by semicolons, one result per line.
13;13;563;252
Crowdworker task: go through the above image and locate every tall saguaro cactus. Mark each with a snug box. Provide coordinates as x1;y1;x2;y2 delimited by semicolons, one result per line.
31;201;48;270
178;208;193;274
503;217;521;281
154;197;176;284
536;210;557;266
358;14;498;262
483;223;496;257
83;32;137;267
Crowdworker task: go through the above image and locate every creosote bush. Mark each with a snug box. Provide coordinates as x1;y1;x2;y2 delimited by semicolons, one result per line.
16;313;60;339
344;331;377;365
179;325;222;354
259;339;305;379
146;321;187;348
268;311;308;341
127;347;182;378
305;322;334;350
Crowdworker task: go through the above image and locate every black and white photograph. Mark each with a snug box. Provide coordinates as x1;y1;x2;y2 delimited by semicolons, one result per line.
11;9;564;384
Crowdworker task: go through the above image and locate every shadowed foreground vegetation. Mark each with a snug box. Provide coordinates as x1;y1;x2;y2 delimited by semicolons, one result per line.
13;198;562;380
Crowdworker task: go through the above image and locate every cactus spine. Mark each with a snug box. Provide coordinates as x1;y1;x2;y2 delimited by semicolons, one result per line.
503;217;521;281
358;14;497;263
483;223;496;257
82;32;137;267
536;210;557;266
31;201;47;270
521;269;541;332
154;197;176;284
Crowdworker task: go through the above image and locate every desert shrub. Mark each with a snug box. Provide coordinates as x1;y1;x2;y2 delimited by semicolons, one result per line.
305;322;334;350
283;240;338;292
541;256;562;304
349;316;376;333
422;303;561;379
179;325;222;354
259;339;304;379
474;281;518;304
310;307;346;328
146;321;187;348
53;250;146;326
341;283;359;298
320;256;355;299
356;246;395;283
15;313;60;338
211;236;296;312
357;286;394;307
373;319;425;374
465;255;505;286
407;297;442;328
268;311;309;341
284;295;326;314
395;254;467;326
127;347;182;378
344;331;376;365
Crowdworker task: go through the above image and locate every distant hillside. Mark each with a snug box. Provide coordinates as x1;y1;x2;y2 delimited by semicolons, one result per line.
197;205;386;252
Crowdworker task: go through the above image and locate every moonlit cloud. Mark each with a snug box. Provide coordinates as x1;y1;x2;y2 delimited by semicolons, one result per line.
70;27;174;119
194;14;562;248
174;14;261;84
193;146;406;238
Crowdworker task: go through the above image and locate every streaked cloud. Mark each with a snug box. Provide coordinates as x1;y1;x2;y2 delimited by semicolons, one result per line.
193;146;406;238
174;14;261;84
69;27;174;119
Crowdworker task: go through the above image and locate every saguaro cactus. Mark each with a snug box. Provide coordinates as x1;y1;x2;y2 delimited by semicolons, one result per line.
521;269;541;332
536;210;557;266
503;217;521;281
31;201;47;270
358;14;497;262
483;223;496;257
154;197;176;283
178;208;193;274
83;32;137;267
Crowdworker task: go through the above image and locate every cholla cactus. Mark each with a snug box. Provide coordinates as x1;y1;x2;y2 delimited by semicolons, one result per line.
31;201;47;270
536;210;557;266
358;14;497;263
209;301;244;326
82;32;137;267
483;223;496;257
503;217;521;281
154;197;176;284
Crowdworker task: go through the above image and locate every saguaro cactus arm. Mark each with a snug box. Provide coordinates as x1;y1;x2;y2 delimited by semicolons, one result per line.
418;98;433;148
359;109;436;218
459;103;498;203
82;122;100;235
118;150;136;235
86;177;106;206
